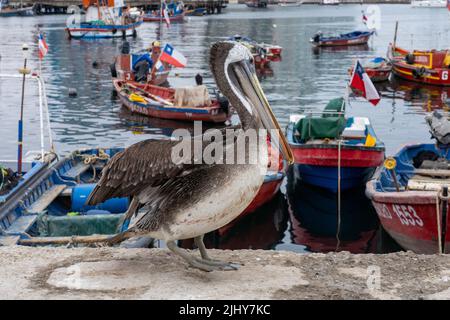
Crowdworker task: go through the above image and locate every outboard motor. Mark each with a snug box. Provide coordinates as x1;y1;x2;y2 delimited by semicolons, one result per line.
312;32;322;43
426;111;450;145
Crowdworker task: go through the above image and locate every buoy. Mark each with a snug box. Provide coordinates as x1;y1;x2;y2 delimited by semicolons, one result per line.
273;24;277;28
68;88;77;97
92;61;98;68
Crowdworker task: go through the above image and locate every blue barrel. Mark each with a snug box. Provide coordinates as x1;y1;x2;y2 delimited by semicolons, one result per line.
71;184;129;214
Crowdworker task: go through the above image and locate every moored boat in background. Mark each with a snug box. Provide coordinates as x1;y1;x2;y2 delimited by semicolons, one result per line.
411;0;446;7
348;57;392;83
0;3;34;17
66;0;143;39
311;30;374;47
113;80;231;123
143;1;185;22
388;44;450;86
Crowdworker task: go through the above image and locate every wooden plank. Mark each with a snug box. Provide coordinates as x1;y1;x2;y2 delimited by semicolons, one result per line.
408;177;450;191
61;163;90;180
0;235;20;246
414;169;450;177
19;234;114;246
5;215;37;234
26;185;67;214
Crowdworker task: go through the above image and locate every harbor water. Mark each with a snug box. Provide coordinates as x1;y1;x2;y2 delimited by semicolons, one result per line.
1;4;449;253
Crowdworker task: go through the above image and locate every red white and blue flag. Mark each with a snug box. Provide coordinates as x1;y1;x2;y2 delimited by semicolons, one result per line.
38;32;49;60
350;60;380;106
159;44;187;68
447;0;450;10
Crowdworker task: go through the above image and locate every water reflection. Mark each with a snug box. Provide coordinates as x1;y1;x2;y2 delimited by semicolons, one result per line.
285;167;379;253
378;76;450;112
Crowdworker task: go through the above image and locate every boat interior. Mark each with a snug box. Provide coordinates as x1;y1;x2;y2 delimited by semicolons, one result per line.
0;149;130;246
377;144;450;192
288;98;380;148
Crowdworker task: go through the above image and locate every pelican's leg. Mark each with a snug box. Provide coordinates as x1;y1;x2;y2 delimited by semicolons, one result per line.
166;240;238;272
193;235;240;270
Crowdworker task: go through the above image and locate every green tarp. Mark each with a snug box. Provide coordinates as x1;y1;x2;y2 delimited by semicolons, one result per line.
294;98;346;142
37;213;123;237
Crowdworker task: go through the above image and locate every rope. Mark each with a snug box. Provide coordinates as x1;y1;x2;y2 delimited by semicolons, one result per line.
80;149;110;182
0;165;5;192
335;139;342;251
436;192;443;254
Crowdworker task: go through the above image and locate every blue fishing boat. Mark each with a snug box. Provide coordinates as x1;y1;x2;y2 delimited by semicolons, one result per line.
310;30;375;47
0;148;130;246
66;0;143;39
286;98;385;192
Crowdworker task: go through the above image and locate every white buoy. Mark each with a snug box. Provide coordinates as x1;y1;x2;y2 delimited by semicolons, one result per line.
273;24;277;28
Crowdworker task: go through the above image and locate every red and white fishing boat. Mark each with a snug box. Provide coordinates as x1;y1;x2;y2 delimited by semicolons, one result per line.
367;112;450;253
311;31;374;47
113;80;231;123
388;44;450;86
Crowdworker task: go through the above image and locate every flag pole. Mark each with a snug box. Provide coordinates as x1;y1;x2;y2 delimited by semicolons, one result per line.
17;44;30;176
159;0;163;40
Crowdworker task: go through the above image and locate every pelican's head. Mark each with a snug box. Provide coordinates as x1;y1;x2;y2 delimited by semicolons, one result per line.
210;41;294;164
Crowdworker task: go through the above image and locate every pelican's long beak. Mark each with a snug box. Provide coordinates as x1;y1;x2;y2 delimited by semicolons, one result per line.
230;60;294;164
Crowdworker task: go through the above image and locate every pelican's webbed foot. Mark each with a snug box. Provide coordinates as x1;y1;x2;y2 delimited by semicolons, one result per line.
166;239;240;272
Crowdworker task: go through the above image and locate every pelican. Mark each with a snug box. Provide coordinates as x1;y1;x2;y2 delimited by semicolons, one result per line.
86;41;293;271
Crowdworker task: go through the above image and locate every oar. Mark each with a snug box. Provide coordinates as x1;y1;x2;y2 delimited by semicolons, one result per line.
126;82;174;106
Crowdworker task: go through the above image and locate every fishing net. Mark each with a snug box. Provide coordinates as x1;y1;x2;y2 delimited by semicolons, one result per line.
36;213;123;237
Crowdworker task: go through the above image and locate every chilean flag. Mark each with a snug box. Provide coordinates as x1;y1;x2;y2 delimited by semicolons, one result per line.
159;44;187;68
38;32;49;60
350;60;380;106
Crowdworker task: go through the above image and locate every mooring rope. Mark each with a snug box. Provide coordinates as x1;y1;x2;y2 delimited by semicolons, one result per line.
436;192;443;254
335;139;342;251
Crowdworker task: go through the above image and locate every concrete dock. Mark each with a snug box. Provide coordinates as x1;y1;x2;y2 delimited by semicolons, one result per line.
1;246;450;299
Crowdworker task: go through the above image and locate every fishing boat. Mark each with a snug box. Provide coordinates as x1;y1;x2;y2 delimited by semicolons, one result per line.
286;97;385;192
348;57;392;83
311;31;374;47
0;148;132;246
278;0;302;6
286;172;379;253
66;0;143;39
366;111;450;254
388;44;450;86
411;0;446;7
113;79;231;123
0;2;34;17
111;42;171;86
320;0;340;5
228;35;277;68
143;1;185;22
185;7;206;16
